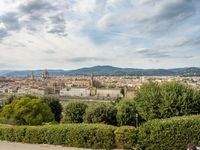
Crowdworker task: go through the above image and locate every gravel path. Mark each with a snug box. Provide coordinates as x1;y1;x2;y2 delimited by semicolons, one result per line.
0;141;91;150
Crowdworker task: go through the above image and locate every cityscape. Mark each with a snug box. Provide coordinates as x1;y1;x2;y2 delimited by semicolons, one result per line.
0;0;200;150
0;69;200;100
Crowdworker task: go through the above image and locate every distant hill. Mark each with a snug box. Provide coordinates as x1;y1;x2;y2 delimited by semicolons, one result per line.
0;66;200;77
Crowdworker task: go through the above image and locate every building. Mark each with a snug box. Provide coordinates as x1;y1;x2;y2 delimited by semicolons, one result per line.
96;88;122;99
42;69;49;80
60;87;90;97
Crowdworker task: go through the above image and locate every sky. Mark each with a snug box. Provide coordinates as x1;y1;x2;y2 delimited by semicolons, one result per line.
0;0;200;70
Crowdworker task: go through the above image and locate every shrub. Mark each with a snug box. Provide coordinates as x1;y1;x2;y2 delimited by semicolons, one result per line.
115;126;138;149
84;103;117;125
116;100;143;127
0;117;16;125
0;97;54;125
64;101;88;123
0;124;116;149
41;96;63;123
138;115;200;150
0;125;26;142
135;81;200;121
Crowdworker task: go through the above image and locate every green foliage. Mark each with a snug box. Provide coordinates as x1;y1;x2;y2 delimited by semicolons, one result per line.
134;82;161;121
41;96;63;123
138;115;200;150
135;81;200;121
114;126;138;149
0;117;16;125
64;101;88;123
0;125;26;142
159;81;200;118
0;97;54;125
0;124;116;149
84;103;117;125
116;100;143;127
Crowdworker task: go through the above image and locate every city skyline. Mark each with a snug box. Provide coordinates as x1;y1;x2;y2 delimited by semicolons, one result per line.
0;0;200;70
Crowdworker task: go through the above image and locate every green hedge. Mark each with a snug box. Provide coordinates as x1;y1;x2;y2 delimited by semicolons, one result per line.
2;115;200;150
115;126;138;149
138;115;200;150
0;125;26;142
0;124;117;149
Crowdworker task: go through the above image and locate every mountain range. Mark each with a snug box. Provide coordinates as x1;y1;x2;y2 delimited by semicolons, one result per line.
0;66;200;77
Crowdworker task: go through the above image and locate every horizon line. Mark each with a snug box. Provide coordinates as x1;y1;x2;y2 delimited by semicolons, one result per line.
0;65;200;71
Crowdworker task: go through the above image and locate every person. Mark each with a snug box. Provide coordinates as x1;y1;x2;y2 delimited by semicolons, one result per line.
187;143;200;150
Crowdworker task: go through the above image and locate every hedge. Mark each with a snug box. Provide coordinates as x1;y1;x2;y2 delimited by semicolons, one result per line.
114;126;138;149
0;124;117;149
2;115;200;150
138;115;200;150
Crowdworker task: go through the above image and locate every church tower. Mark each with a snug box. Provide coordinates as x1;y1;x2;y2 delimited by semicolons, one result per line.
31;71;34;80
90;72;94;87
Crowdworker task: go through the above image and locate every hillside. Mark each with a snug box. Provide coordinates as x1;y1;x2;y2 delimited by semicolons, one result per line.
0;66;200;77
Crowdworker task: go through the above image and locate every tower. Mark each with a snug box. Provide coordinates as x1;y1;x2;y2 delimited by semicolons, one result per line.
42;69;49;80
31;71;34;80
90;72;94;87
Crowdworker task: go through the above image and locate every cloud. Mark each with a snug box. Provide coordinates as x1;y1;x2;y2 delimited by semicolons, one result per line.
0;0;69;39
66;57;109;63
43;49;56;54
136;48;170;58
0;12;20;31
19;0;56;14
172;37;200;48
97;0;197;34
0;28;8;40
0;0;200;69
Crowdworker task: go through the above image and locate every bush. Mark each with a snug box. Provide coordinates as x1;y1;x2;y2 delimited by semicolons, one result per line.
116;100;143;127
64;101;88;123
138;115;200;150
135;81;200;121
0;125;26;142
115;126;138;149
84;103;117;125
0;117;16;125
0;124;116;149
41;96;63;123
0;97;54;125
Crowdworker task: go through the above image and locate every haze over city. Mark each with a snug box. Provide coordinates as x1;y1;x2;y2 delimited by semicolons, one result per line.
0;0;200;70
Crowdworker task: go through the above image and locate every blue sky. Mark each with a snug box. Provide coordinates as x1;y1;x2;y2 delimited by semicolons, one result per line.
0;0;200;69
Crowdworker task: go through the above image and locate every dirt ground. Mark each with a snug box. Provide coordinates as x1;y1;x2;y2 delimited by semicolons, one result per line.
0;141;91;150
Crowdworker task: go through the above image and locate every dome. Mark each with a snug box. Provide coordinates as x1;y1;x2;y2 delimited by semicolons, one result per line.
42;69;49;79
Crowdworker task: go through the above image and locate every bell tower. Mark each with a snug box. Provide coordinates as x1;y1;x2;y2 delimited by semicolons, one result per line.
90;72;94;87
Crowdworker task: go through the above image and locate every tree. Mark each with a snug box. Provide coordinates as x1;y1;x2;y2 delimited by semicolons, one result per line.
135;81;161;121
64;101;88;123
40;96;63;123
0;97;54;125
84;103;117;125
159;81;200;118
116;99;143;127
135;81;200;121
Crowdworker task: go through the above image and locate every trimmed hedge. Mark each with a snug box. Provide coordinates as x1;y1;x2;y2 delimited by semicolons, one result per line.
0;125;26;142
115;126;138;150
138;115;200;150
0;124;117;149
2;115;200;150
